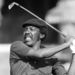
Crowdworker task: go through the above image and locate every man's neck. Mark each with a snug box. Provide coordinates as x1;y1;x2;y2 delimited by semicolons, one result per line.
33;40;41;50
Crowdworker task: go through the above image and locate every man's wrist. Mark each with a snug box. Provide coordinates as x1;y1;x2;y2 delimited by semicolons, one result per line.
70;39;75;53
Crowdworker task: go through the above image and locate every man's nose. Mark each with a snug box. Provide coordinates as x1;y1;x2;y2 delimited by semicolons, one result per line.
26;30;31;33
24;29;31;35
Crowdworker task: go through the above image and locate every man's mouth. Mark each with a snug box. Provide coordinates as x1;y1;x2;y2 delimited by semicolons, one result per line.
25;37;31;40
24;35;32;41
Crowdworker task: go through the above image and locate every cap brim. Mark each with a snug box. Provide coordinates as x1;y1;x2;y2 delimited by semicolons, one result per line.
22;23;47;29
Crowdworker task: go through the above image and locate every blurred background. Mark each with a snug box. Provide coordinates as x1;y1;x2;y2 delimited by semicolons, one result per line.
1;0;59;44
1;0;75;75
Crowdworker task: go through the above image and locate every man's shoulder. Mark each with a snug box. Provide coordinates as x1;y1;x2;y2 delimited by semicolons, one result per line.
12;41;23;44
11;41;25;46
11;41;27;49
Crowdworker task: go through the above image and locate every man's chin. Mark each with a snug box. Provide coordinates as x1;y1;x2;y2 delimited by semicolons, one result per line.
25;41;33;46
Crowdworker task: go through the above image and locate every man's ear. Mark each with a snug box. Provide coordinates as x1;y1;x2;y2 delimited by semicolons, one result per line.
40;34;45;39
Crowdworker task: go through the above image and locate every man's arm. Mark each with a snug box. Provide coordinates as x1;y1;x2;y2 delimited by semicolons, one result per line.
51;48;72;62
28;41;71;57
11;40;71;57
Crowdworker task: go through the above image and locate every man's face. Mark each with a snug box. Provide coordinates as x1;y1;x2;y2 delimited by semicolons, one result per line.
23;26;41;46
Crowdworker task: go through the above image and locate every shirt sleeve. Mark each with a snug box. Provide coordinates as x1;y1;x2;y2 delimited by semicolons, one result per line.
10;41;30;57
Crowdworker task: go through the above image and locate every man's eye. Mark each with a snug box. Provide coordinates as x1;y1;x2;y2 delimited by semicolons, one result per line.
30;27;35;30
25;27;29;31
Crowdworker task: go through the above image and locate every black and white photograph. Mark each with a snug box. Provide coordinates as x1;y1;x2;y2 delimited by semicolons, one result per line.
0;0;75;75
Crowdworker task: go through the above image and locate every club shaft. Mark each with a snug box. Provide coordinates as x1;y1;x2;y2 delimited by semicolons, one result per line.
9;2;66;38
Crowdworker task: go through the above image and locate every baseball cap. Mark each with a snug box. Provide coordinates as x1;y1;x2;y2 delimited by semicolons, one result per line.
22;18;48;28
22;18;48;35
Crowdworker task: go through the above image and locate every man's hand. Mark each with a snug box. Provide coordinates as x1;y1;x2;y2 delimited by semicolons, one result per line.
70;39;75;53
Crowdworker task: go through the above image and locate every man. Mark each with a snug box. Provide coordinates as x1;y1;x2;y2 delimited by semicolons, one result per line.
10;18;72;75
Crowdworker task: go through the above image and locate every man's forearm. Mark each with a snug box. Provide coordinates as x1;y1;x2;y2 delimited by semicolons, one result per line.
52;50;72;62
40;42;69;57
